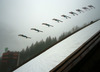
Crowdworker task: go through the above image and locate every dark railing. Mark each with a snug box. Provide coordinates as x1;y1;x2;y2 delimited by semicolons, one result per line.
50;30;100;72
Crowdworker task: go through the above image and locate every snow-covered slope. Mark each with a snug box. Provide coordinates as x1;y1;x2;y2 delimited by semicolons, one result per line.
14;21;100;72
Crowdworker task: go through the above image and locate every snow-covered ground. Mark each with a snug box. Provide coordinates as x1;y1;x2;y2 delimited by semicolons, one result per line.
14;21;100;72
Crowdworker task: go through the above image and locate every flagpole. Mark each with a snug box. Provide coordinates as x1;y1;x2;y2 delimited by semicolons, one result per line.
17;52;20;66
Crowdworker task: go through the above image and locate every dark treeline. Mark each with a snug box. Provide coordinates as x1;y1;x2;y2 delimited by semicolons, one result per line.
18;19;100;66
19;37;57;65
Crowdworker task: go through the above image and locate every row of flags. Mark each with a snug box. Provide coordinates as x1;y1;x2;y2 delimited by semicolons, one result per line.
18;5;95;39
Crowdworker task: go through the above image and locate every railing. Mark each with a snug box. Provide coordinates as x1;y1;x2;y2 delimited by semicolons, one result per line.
50;30;100;72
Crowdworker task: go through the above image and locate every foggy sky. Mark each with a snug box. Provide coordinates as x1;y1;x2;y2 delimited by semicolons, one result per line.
0;0;100;56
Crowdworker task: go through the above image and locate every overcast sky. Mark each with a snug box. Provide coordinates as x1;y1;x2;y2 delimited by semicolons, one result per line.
0;0;100;56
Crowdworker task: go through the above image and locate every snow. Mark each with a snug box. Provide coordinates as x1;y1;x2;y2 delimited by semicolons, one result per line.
14;21;100;72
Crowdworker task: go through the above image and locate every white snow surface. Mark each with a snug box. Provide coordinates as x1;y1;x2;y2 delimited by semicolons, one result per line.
14;21;100;72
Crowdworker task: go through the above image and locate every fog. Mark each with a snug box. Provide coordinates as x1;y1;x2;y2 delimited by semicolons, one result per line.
0;0;100;56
